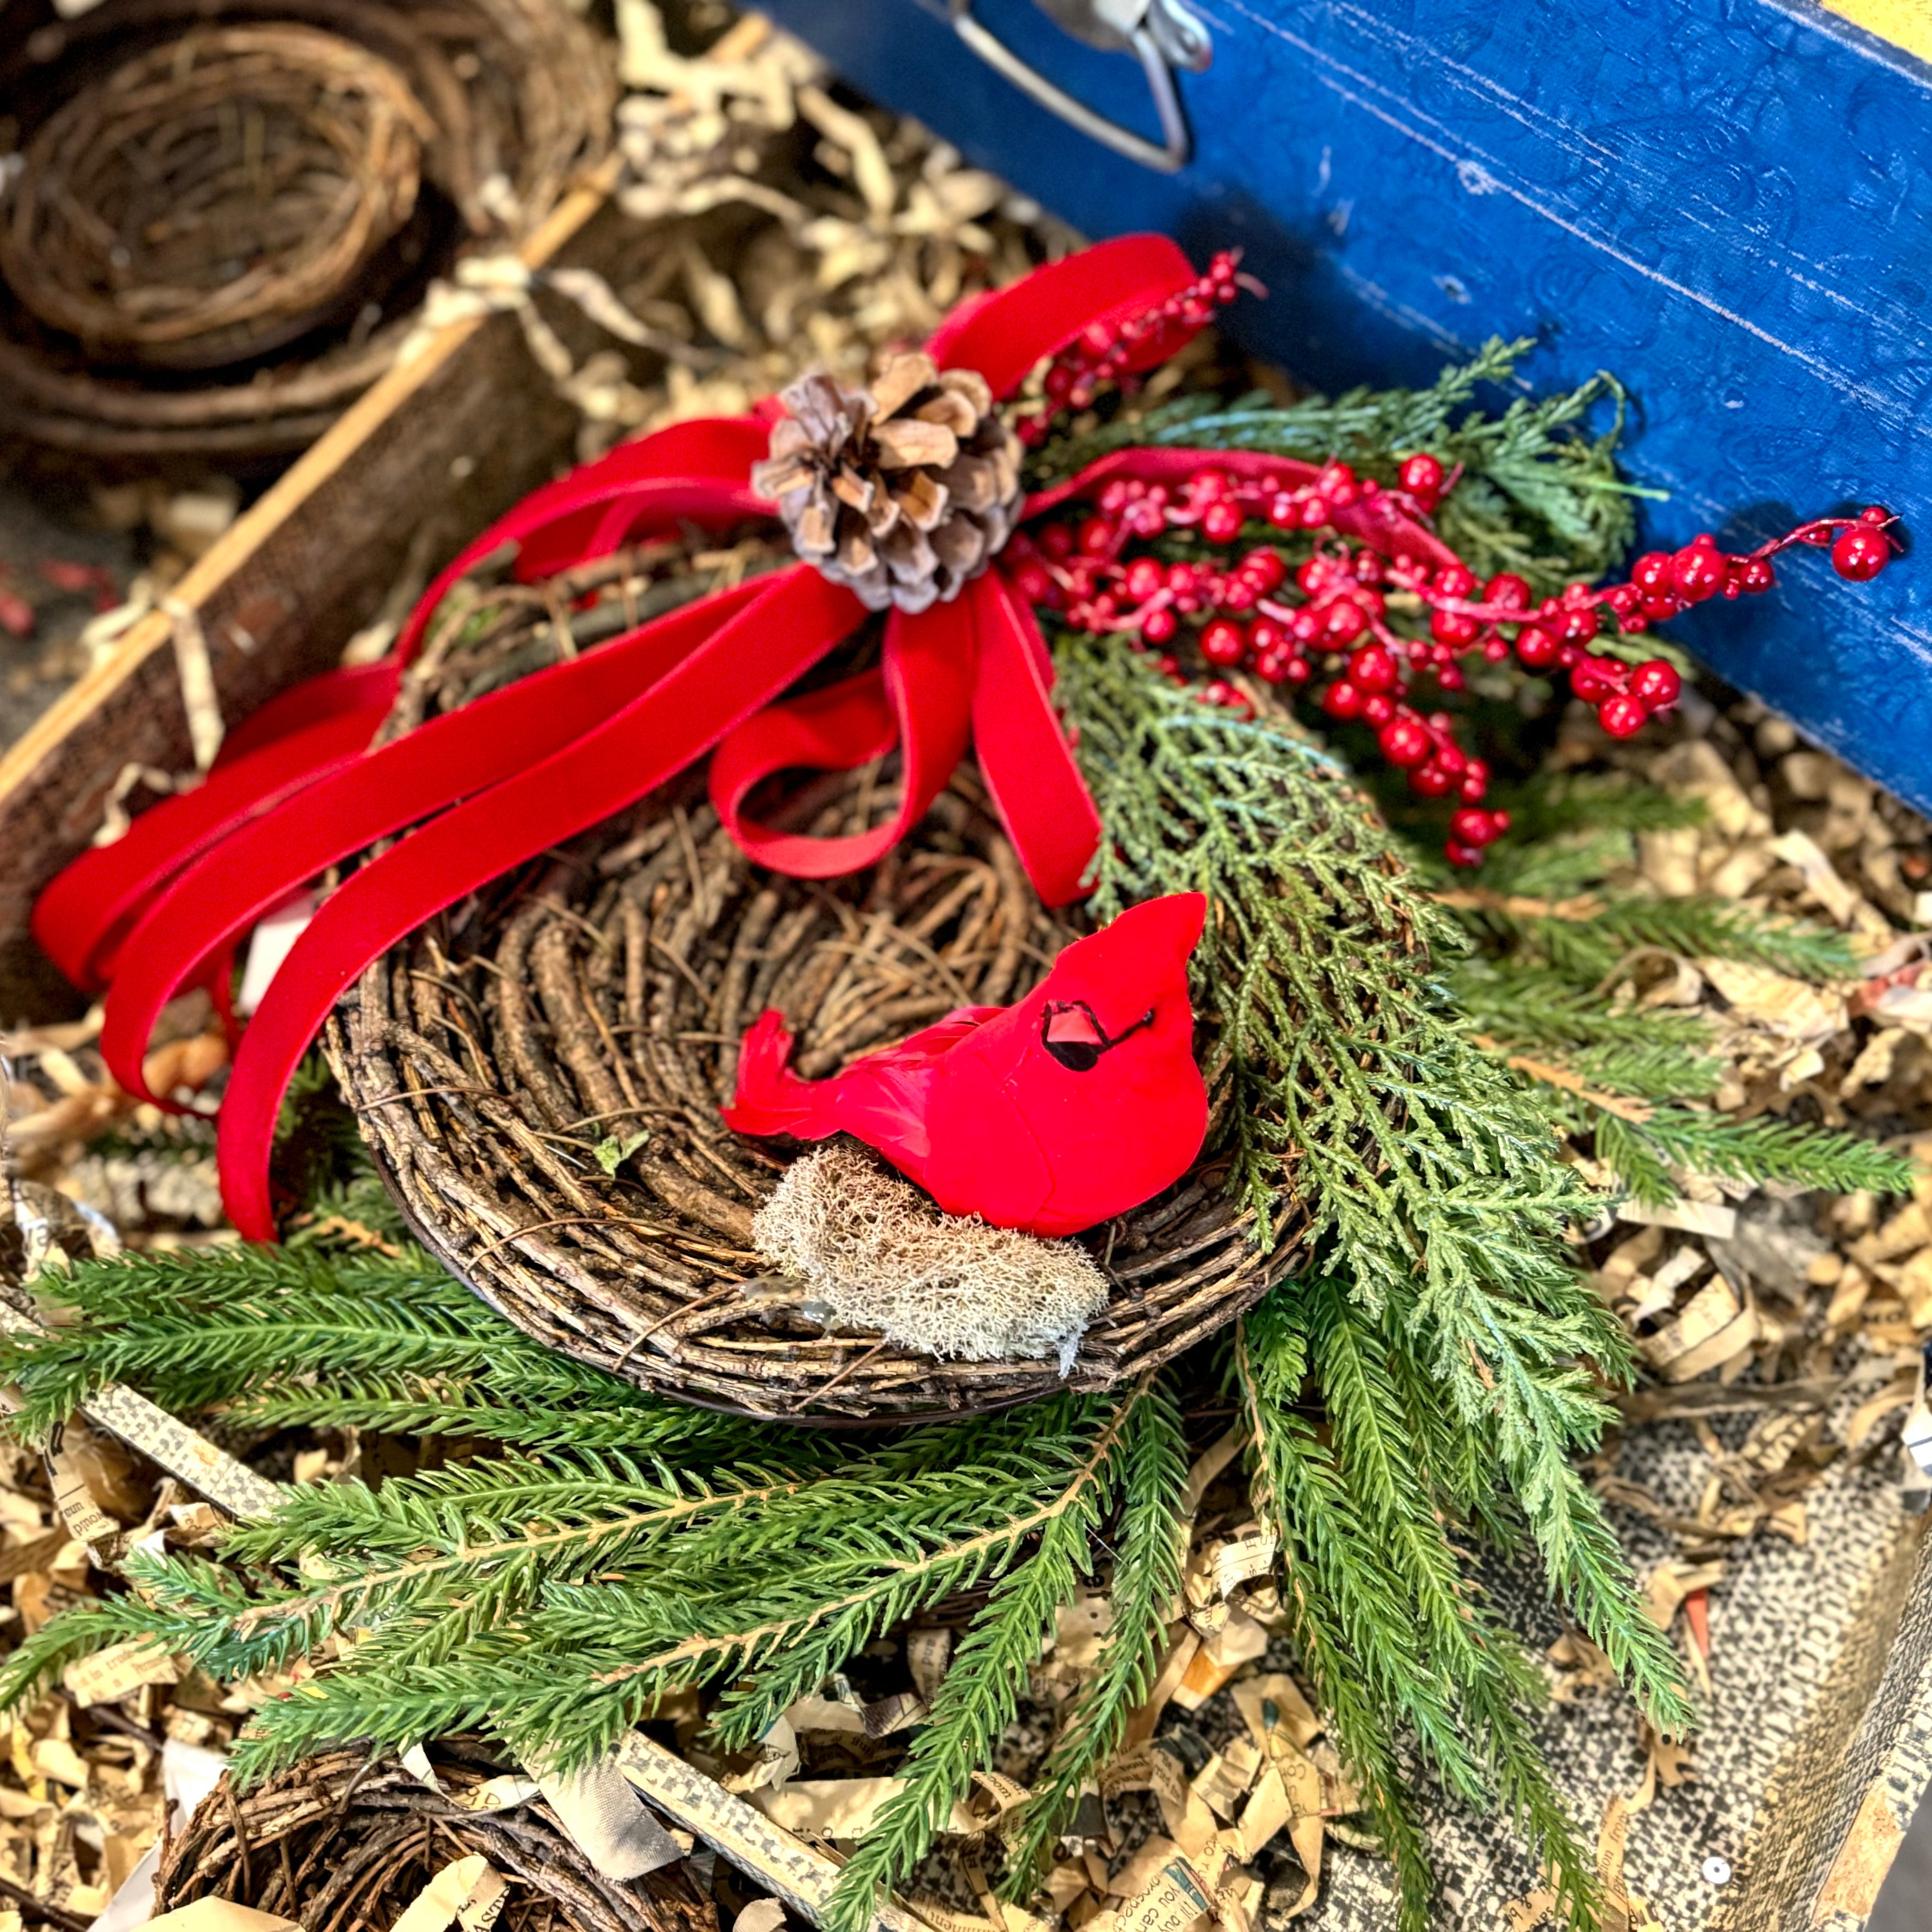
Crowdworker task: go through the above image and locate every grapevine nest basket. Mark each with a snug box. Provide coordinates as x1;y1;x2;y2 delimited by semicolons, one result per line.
154;1743;716;1932
325;548;1309;1424
0;0;609;461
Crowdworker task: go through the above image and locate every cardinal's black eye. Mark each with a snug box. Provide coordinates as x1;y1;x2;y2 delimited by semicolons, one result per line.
1044;1036;1104;1072
1040;1000;1155;1072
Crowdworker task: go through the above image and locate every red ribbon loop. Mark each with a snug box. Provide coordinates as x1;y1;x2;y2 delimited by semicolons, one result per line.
394;416;775;664
212;662;404;766
929;232;1198;398
710;605;976;881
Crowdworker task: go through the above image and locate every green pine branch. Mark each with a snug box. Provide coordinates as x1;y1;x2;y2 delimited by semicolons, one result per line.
0;1268;1154;1853
1452;891;1859;986
1001;1374;1189;1889
1233;1285;1688;1932
1589;1105;1913;1207
1453;964;1717;1066
0;1224;1685;1932
1231;1310;1444;1931
0;1245;767;1454
823;1381;1147;1932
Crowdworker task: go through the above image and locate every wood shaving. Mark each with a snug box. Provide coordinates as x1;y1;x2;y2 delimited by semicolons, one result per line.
543;1;1076;465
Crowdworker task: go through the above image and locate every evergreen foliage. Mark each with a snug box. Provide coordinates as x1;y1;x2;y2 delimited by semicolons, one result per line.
0;1243;760;1452
1061;637;1610;1323
1000;1376;1189;1888
0;346;1908;1932
0;1237;1677;1932
0;1270;1172;1926
1433;776;1916;1205
0;645;1717;1932
1028;337;1644;595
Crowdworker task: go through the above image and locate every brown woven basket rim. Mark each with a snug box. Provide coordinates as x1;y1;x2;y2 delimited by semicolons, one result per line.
0;23;433;369
365;1137;1306;1431
0;0;611;459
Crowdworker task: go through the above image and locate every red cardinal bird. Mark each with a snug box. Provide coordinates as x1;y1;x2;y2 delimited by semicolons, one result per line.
723;893;1209;1237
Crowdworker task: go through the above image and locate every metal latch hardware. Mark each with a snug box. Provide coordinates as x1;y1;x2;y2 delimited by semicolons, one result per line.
949;0;1211;173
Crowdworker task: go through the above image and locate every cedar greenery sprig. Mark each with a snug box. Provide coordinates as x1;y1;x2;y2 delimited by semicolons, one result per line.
1025;336;1642;595
0;664;1890;1932
1056;640;1690;1915
0;1240;1668;1932
1058;632;1605;1315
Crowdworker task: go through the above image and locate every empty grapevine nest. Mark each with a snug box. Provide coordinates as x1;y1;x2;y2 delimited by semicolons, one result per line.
155;1743;716;1932
326;541;1308;1424
0;0;609;459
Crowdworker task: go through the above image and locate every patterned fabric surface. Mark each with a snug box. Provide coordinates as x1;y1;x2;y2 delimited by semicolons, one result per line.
1302;1421;1929;1929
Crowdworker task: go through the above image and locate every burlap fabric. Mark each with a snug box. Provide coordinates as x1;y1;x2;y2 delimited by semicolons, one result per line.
1299;1421;1930;1929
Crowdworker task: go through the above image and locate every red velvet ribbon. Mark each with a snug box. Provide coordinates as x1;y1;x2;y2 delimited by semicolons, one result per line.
32;233;1444;1241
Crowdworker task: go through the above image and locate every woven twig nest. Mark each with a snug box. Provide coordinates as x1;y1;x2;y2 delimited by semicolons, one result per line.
0;0;609;459
155;1744;716;1932
0;27;432;371
328;713;1308;1419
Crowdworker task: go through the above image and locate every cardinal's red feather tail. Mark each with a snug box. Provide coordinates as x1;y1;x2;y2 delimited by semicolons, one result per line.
721;1009;839;1138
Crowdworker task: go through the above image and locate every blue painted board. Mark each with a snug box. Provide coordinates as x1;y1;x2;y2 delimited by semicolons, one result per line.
758;0;1932;817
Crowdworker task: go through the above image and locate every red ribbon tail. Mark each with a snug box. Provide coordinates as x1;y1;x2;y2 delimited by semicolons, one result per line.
97;579;772;1107
213;662;403;767
217;564;862;1241
969;572;1101;908
710;603;975;878
32;693;394;991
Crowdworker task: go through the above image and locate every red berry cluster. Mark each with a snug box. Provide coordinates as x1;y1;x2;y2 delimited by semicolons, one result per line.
1016;251;1251;445
1320;547;1692;763
1007;453;1902;865
1005;458;1518;858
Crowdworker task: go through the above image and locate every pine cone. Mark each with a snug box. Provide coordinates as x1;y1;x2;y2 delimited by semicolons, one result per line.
752;352;1023;614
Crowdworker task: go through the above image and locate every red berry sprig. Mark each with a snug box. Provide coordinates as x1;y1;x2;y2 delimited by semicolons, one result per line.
1010;457;1902;865
1016;251;1256;445
1381;505;1902;746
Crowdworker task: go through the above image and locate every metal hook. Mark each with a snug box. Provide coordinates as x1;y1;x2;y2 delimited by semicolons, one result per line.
949;0;1211;174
